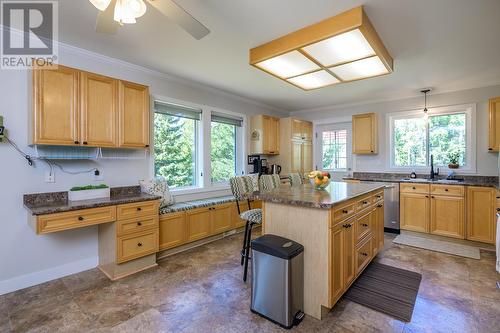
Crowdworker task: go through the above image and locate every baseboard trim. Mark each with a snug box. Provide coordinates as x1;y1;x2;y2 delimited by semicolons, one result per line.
0;257;98;296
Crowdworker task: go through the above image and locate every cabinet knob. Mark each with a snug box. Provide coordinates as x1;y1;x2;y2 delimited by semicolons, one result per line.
361;252;368;257
362;201;368;204
74;141;80;144
377;204;383;208
362;223;368;227
342;209;348;214
488;148;493;151
145;145;149;148
83;141;88;145
137;242;143;247
137;207;142;211
137;222;142;226
78;216;84;221
431;196;435;199
425;195;429;198
497;208;500;212
445;189;449;192
412;186;416;190
343;224;349;228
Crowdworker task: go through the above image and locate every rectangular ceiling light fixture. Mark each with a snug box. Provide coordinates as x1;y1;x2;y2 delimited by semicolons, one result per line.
249;6;393;91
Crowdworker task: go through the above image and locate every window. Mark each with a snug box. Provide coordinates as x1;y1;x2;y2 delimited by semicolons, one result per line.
210;112;243;183
390;104;473;171
321;129;347;170
153;101;201;189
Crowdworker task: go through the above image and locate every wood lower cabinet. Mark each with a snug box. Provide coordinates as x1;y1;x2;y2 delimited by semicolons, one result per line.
466;187;496;244
430;195;465;239
32;65;79;145
118;80;150;148
116;229;159;263
373;200;384;254
31;64;150;148
159;212;187;250
211;203;233;234
343;217;356;288
186;207;212;242
400;193;430;233
330;223;345;304
80;72;118;147
352;113;377;154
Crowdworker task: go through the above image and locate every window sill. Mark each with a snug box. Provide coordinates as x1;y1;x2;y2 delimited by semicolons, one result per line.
388;166;477;175
170;185;231;196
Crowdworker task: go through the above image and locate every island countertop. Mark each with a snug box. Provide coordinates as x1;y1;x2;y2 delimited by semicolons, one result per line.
250;181;386;209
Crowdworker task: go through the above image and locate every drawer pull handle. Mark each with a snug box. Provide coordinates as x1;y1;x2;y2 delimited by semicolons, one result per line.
431;196;435;199
78;216;84;221
343;224;349;228
74;141;79;144
497;208;500;212
137;242;143;247
412;186;416;190
377;204;383;208
425;195;429;198
445;189;449;192
362;201;368;204
361;252;368;257
376;195;382;198
362;223;368;227
342;209;348;214
137;222;142;226
137;207;142;211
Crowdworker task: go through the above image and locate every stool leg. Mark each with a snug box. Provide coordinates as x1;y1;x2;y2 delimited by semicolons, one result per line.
241;220;250;266
243;222;254;282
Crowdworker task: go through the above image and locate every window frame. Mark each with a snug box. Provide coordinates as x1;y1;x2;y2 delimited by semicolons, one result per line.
320;128;350;172
150;95;247;195
387;103;476;173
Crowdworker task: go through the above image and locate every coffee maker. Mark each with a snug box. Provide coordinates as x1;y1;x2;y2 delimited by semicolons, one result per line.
248;155;268;175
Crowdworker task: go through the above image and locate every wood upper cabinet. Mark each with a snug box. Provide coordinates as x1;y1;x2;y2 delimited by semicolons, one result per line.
352;113;377;154
80;72;118;147
488;97;500;152
466;186;496;244
31;65;150;148
292;119;313;141
32;65;80;145
430;195;465;239
400;193;430;233
250;115;280;155
119;81;150;148
263;115;280;154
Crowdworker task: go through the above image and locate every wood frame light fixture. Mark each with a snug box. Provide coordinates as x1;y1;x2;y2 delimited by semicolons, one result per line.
249;6;393;90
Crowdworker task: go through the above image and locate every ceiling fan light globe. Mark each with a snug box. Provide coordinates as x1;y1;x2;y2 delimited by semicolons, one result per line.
114;0;146;24
89;0;112;11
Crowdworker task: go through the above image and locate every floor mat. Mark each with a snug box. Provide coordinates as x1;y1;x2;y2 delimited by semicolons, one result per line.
393;234;480;259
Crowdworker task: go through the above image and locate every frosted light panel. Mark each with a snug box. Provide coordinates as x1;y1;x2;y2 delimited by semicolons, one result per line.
330;56;388;81
302;29;375;66
255;51;320;78
288;70;339;90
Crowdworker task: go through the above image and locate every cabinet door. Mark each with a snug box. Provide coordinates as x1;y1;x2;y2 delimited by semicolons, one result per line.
211;203;233;234
400;193;430;233
330;223;344;305
292;119;303;140
301;141;313;174
159;212;187;250
343;218;356;288
466;187;496;244
263;116;279;154
118;81;150;148
352;113;377;154
488;97;500;152
32;66;79;145
430;195;465;239
80;72;118;147
302;121;313;141
375;201;384;253
291;140;303;173
186;208;212;242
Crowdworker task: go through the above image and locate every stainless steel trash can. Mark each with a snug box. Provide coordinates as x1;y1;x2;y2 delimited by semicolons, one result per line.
250;234;304;329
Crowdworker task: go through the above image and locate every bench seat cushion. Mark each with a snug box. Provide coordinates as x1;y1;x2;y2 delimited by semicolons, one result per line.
160;195;236;214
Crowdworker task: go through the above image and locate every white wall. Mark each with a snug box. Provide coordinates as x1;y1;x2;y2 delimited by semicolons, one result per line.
292;85;500;176
0;43;285;294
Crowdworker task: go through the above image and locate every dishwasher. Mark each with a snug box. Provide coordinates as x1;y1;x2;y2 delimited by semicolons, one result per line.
382;183;400;232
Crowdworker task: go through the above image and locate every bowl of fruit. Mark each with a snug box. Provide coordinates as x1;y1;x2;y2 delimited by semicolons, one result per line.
308;171;331;190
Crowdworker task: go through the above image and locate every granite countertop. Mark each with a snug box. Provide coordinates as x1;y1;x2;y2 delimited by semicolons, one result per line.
249;182;386;209
24;186;161;216
344;172;499;189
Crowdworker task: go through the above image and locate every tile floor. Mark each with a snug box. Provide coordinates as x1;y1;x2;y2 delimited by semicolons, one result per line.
1;233;499;333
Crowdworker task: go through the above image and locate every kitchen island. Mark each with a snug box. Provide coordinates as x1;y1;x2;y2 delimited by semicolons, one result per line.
251;181;386;320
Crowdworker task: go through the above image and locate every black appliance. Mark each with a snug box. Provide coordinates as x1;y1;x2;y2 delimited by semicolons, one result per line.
248;155;268;175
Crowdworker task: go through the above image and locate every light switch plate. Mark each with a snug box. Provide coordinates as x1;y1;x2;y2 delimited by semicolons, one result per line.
45;170;55;183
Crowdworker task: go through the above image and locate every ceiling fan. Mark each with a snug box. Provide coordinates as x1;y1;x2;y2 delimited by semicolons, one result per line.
88;0;210;39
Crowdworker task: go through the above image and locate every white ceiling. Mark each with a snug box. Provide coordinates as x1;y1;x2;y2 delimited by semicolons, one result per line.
59;0;500;112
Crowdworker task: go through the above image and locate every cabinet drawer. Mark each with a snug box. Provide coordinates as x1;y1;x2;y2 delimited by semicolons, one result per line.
355;209;373;242
332;201;356;224
356;196;373;211
430;184;464;197
116;200;159;220
116;216;159;236
37;206;116;234
117;229;159;263
355;236;373;275
373;191;384;202
400;183;430;194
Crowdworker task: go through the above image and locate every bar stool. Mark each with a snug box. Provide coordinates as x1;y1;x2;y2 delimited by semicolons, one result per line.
288;173;303;186
229;176;262;282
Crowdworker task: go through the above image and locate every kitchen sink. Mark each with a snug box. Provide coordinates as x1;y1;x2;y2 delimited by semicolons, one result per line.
400;178;464;183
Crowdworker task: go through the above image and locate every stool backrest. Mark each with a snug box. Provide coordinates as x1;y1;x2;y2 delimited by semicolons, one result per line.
288;173;303;186
229;176;253;201
259;174;281;191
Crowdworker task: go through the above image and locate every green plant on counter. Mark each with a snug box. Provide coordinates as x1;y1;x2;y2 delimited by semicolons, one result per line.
70;184;109;191
448;151;460;165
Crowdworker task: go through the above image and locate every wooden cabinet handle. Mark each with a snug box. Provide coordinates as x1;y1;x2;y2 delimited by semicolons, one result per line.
137;207;142;211
137;222;142;226
78;216;84;221
137;242;143;247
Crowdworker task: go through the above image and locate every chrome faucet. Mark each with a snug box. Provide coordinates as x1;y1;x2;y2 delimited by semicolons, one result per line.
429;154;439;180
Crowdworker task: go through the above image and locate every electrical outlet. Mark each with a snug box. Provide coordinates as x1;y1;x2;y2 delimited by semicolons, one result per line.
92;169;104;181
45;170;55;183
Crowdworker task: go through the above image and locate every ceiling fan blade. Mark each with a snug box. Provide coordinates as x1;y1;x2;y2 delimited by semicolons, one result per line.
95;0;120;34
146;0;210;40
